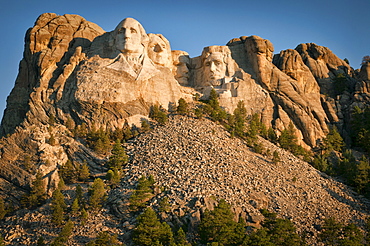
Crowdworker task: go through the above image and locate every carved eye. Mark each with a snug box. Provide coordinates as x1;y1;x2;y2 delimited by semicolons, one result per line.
118;28;125;34
214;61;221;66
131;28;137;34
205;62;210;67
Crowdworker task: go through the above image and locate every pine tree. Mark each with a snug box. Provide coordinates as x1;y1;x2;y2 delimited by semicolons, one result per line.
319;217;342;245
159;197;170;213
133;207;174;246
27;172;46;208
198;199;244;245
89;178;106;210
107;140;128;170
141;119;151;132
341;223;363;245
0;234;4;246
272;150;280;164
78;162;90;182
51;220;74;245
106;168;121;187
36;236;46;246
177;98;188;115
0;198;6;220
71;198;80;215
233;101;247;138
60;160;76;184
75;184;83;204
86;231;123;245
323;126;344;152
51;189;66;226
80;208;88;222
175;227;190;246
130;176;155;211
354;156;370;193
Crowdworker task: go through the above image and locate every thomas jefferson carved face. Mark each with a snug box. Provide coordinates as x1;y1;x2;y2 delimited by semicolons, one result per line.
148;34;171;66
203;52;227;85
114;18;146;55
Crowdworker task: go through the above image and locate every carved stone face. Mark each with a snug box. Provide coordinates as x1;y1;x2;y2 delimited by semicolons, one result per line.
203;52;226;85
172;52;190;85
148;34;170;66
115;18;144;55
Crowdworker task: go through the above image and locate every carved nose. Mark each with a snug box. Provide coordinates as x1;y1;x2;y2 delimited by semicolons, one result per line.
124;29;131;38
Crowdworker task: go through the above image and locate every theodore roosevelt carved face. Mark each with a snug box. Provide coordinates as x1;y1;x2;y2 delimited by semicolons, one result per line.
172;50;190;85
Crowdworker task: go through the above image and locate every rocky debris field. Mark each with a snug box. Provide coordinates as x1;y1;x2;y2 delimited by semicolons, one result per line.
110;115;369;244
1;115;369;245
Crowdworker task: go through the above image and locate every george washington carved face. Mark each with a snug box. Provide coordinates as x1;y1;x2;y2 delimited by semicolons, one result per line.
114;18;148;56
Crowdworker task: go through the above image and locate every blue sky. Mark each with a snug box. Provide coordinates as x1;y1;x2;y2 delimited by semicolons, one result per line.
0;0;368;120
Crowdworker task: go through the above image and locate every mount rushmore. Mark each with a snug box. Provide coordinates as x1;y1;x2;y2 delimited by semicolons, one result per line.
3;13;367;149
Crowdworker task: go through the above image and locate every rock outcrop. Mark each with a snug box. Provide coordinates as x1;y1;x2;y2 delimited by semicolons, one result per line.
1;116;368;245
1;13;370;245
1;13;361;149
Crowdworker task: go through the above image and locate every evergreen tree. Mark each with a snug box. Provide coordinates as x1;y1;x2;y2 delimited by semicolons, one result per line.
26;172;46;208
141;119;151;132
51;220;74;245
177;98;188;115
319;217;342;245
159;197;170;213
198;199;244;245
279;122;297;151
233;101;247;138
353;156;370;193
80;208;89;224
36;236;46;246
258;209;304;246
78;162;90;182
106;168;121;187
0;234;4;246
323;126;344;152
60;160;77;184
75;184;83;204
51;189;66;226
0;197;7;220
272;150;281;164
107;140;128;170
133;207;174;246
175;227;190;246
86;231;123;246
71;198;80;215
89;178;106;210
341;223;363;245
150;105;168;125
130;176;155;211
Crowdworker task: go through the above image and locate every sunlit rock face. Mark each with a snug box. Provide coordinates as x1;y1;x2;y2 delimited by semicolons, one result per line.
1;13;359;148
0;11;367;216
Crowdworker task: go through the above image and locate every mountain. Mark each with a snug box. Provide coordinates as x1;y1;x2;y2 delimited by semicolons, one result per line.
0;13;370;245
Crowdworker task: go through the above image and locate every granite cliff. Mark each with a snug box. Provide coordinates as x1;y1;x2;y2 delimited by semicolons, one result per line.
0;13;370;245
